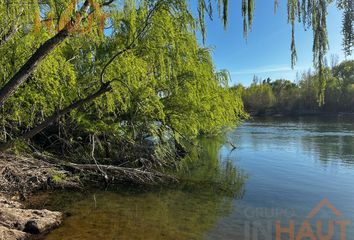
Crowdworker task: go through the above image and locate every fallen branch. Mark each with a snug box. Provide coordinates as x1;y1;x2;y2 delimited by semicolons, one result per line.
62;162;177;185
34;152;178;186
0;152;177;200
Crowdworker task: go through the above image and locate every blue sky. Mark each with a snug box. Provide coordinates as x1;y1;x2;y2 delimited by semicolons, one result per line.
198;0;353;86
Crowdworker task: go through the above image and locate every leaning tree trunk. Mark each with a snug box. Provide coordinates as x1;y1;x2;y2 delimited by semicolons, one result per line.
0;0;91;106
0;82;112;151
0;29;69;106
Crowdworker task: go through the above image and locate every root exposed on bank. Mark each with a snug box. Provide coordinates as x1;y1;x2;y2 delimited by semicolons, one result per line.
0;152;177;199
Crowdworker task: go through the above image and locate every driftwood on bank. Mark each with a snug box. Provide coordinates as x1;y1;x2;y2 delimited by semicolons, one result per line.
63;162;177;185
0;152;177;200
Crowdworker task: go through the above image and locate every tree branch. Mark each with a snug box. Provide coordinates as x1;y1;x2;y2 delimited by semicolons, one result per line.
0;82;112;151
0;0;93;106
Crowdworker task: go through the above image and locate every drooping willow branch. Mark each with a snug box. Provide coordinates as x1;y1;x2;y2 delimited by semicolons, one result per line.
337;0;354;56
0;1;165;151
100;0;162;85
0;81;112;151
197;0;352;105
0;0;352;109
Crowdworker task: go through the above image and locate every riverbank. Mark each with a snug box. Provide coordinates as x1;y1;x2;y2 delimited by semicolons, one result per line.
0;151;178;239
0;153;82;197
248;110;354;117
21;116;354;239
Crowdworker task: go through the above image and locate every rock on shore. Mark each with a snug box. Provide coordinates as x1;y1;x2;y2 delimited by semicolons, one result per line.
0;153;79;240
0;195;62;240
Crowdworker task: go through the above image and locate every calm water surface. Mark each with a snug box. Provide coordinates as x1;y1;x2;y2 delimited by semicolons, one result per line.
42;116;354;240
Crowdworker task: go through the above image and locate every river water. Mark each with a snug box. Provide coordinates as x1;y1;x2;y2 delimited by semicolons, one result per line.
42;116;354;240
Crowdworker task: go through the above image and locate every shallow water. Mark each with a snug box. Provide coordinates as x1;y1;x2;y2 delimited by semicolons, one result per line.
42;116;354;240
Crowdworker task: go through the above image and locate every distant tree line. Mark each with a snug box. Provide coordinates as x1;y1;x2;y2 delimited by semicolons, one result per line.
238;60;354;116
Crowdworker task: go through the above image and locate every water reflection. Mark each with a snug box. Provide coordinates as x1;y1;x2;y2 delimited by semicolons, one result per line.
207;116;354;239
40;116;354;240
178;136;247;198
42;136;247;240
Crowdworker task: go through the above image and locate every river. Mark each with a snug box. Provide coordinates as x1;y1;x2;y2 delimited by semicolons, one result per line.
40;116;354;240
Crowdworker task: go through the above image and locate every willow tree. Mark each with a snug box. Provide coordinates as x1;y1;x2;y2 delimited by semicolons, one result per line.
65;1;246;143
0;0;353;152
0;0;353;107
0;0;245;155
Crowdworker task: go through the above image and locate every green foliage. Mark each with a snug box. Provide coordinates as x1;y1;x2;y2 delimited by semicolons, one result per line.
51;172;66;184
241;80;276;114
0;0;352;110
196;0;352;103
0;1;246;163
0;0;352;160
337;0;354;56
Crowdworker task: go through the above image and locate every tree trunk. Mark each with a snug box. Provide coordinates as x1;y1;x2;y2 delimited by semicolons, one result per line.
0;83;112;151
0;29;69;106
0;0;92;106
